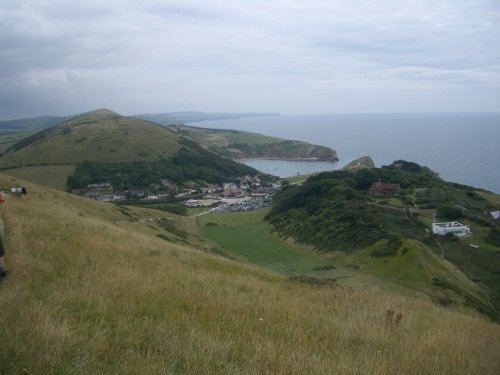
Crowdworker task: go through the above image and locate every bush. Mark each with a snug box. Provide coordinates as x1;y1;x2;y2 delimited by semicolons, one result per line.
444;232;459;242
154;203;187;216
436;204;463;220
485;227;500;247
467;214;492;227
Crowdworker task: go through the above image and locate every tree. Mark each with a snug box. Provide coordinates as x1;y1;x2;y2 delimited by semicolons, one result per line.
436;204;463;220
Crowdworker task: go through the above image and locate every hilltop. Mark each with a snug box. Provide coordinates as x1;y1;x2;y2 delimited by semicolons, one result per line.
0;110;260;191
342;155;376;171
0;110;182;166
1;175;499;374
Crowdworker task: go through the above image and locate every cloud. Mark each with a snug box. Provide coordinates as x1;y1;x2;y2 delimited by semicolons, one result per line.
0;0;499;118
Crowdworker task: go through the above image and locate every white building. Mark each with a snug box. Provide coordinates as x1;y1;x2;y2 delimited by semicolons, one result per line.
432;222;471;237
185;199;199;207
487;209;500;221
223;183;238;190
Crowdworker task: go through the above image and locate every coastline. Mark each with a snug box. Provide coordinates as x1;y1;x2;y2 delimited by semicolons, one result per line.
237;157;339;162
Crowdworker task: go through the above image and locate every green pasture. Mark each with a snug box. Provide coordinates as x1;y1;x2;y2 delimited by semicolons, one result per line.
217;130;282;145
197;208;335;275
187;207;211;216
284;174;313;185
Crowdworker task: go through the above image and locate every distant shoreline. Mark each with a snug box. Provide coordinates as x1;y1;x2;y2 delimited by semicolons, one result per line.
237;157;339;162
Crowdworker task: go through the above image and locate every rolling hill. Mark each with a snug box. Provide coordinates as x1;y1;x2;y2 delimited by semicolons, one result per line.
0;110;259;190
1;174;499;374
0;109;182;166
168;124;338;161
0;111;338;166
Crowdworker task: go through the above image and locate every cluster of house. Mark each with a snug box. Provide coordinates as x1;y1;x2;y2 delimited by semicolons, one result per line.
367;181;401;196
82;175;281;203
213;175;281;198
185;176;281;208
84;185;171;202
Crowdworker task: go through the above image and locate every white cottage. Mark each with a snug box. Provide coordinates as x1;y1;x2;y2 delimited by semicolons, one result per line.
432;222;471;237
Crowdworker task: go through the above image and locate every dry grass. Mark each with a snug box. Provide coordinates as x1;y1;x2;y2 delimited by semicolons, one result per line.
0;175;499;374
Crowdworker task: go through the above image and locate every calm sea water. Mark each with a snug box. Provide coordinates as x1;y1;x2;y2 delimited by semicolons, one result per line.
190;113;500;194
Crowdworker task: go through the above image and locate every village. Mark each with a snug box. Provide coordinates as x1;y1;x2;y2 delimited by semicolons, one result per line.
82;175;282;213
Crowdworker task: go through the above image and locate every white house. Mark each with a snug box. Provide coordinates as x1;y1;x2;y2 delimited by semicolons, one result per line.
432;222;471;237
185;199;199;207
223;183;238;190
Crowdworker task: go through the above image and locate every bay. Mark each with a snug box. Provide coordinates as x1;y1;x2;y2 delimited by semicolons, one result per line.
190;113;500;194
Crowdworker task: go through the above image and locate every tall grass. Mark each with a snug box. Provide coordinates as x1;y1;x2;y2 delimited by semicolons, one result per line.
0;175;499;374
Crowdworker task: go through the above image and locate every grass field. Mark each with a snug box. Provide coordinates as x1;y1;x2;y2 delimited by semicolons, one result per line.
197;207;499;319
0;175;500;374
197;208;335;275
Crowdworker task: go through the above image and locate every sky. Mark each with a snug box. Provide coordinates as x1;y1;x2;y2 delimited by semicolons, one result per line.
1;0;499;120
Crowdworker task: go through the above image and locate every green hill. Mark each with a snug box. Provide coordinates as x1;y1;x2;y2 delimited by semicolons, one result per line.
0;110;181;166
0;110;259;190
266;160;500;320
0;111;336;162
168;124;339;161
1;175;499;374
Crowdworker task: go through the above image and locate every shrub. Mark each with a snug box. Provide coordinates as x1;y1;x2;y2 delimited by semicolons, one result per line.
467;214;492;227
436;204;463;220
485;227;500;247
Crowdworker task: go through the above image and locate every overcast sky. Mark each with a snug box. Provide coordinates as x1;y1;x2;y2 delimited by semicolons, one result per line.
1;0;499;119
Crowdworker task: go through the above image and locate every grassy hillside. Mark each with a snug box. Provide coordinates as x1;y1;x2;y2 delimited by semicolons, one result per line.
0;110;260;191
1;176;500;374
197;208;335;274
169;125;338;161
0;111;182;168
266;160;500;320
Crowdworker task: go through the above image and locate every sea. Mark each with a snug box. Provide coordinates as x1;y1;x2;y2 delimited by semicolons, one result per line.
190;113;500;194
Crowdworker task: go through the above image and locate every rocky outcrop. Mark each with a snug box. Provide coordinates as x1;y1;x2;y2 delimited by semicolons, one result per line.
342;156;375;172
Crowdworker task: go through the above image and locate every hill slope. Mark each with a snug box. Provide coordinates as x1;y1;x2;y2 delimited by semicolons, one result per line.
0;110;259;190
168;124;339;161
0;175;499;374
0;110;182;167
0;111;338;163
266;160;500;319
